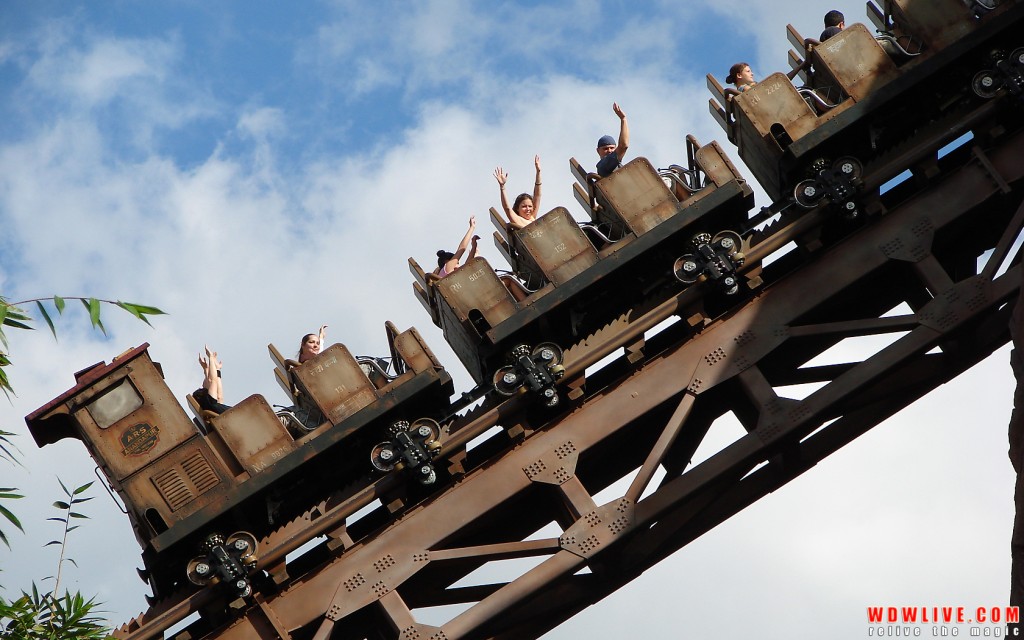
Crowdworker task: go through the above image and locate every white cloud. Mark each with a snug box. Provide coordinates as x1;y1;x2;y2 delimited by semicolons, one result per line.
26;26;176;108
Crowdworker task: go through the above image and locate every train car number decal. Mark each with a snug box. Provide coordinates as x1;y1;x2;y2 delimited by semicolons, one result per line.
120;422;160;457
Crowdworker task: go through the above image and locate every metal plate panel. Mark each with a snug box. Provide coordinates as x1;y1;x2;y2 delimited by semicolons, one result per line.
594;157;681;235
292;344;379;425
812;23;900;102
210;395;296;475
513;207;598;286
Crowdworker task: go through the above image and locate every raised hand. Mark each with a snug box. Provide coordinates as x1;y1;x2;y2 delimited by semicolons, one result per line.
493;167;507;186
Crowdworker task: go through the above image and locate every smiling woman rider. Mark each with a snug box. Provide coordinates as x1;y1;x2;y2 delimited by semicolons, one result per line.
297;324;328;363
493;155;542;230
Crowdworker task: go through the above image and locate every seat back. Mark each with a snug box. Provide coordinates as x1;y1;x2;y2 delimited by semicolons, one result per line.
510;207;599;286
809;23;901;102
593;157;681;236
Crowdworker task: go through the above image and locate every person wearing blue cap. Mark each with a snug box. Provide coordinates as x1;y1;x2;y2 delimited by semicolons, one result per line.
596;102;629;178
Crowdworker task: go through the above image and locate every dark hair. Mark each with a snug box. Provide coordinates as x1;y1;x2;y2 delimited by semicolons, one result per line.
824;10;844;26
437;249;455;270
512;193;533;213
726;62;750;85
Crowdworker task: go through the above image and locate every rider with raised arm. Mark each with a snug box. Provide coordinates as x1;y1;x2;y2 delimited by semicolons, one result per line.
494;155;542;230
596;102;629;178
435;216;480;278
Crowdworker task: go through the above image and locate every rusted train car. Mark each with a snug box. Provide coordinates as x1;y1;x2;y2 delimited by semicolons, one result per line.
22;0;1024;630
25;323;453;600
410;137;756;401
708;0;1023;213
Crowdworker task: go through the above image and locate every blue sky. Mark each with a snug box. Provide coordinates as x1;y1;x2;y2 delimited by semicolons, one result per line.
0;2;1014;638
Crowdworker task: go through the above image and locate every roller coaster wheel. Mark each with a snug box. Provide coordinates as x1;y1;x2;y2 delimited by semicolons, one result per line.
794;179;823;208
186;557;214;586
418;466;437;485
1012;48;1024;68
832;156;862;179
722;276;739;296
541;387;560;408
493;365;521;396
690;232;712;248
200;533;225;553
673;254;701;284
711;231;742;255
531;342;563;367
808;158;830;176
973;70;1002;99
370;442;398;472
226;532;259;563
409;417;440;444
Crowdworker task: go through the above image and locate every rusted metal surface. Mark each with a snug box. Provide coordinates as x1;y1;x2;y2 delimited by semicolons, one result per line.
208;395;295;475
32;350;199;481
696;139;745;189
722;72;820;199
883;0;1018;51
35;4;1021;638
291;344;379;425
414;142;754;385
115;99;1024;640
594;157;679;235
26;349;231;550
809;23;901;101
709;2;1024;201
29;324;454;606
511;206;599;286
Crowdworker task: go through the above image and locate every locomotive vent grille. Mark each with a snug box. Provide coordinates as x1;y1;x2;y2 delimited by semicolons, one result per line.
152;451;219;511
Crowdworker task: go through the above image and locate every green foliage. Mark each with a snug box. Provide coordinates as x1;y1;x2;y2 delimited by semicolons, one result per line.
0;488;23;551
0;478;112;639
0;585;112;639
0;295;166;398
0;432;23;550
0;291;145;638
44;480;93;590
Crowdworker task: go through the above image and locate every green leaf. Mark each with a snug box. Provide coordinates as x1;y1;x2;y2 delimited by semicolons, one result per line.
53;295;65;314
81;298;103;334
52;501;70;510
0;367;13;400
115;301;142;321
0;431;23;465
44;540;62;547
36;301;57;340
69;512;89;519
2;317;33;331
72;482;93;496
0;502;24;528
118;302;166;316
